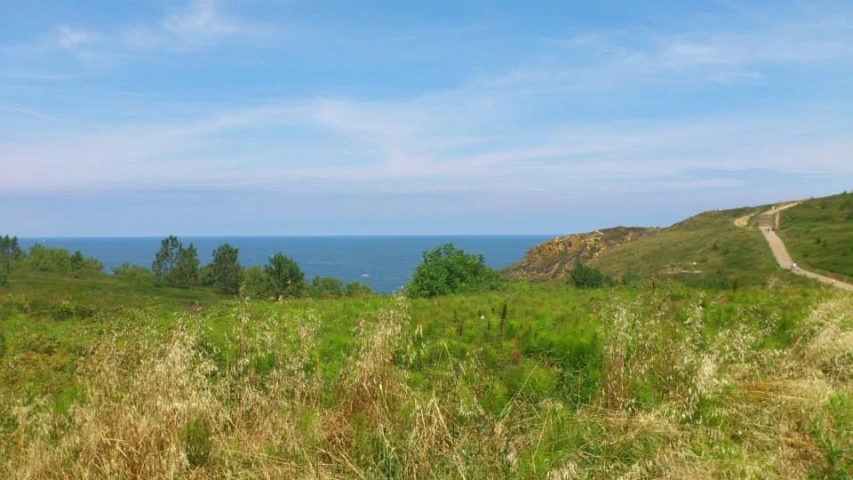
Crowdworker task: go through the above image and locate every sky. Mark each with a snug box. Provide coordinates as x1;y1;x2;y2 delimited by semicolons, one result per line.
1;0;852;236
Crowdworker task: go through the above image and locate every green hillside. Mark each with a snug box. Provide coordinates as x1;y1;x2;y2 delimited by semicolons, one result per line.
587;206;784;287
778;192;853;282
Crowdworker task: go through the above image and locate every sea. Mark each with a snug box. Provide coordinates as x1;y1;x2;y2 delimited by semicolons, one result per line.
17;236;553;293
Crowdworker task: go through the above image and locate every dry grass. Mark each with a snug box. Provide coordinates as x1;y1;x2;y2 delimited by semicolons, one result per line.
3;293;853;478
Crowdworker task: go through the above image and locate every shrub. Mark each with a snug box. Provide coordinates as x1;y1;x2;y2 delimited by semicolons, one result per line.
811;394;853;479
344;281;373;297
620;271;642;286
0;330;6;358
112;263;155;284
570;263;613;288
25;245;103;273
0;271;8;287
181;418;213;468
51;299;96;321
309;276;344;298
700;276;733;290
241;265;271;299
406;243;495;298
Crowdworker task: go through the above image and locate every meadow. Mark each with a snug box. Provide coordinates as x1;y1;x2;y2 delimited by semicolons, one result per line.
778;192;853;282
2;269;852;478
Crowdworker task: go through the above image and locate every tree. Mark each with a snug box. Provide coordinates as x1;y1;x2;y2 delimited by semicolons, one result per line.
152;236;182;286
211;243;242;294
70;250;85;272
406;243;495;298
264;253;305;298
152;236;198;288
0;235;23;274
172;243;200;288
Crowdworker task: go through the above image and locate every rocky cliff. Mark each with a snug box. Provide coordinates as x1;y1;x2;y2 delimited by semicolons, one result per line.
504;227;652;281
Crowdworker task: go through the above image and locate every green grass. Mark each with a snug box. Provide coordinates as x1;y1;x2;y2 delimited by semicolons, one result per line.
588;205;788;287
2;276;846;478
778;191;853;282
2;248;852;477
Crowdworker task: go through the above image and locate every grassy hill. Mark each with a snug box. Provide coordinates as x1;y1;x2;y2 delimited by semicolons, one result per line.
507;204;792;287
778;192;853;282
588;206;783;286
508;193;853;289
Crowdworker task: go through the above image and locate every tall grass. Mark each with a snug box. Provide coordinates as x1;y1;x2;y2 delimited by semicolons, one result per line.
2;289;852;478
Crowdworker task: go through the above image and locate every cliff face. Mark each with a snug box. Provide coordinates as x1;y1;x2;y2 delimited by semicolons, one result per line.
505;227;652;281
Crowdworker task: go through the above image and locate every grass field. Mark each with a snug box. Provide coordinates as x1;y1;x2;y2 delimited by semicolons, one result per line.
2;266;852;478
778;192;853;282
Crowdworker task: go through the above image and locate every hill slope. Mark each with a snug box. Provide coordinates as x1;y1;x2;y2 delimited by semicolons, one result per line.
509;204;793;286
504;227;652;281
778;192;853;282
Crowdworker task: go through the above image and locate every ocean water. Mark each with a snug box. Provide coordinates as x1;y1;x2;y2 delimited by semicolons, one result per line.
18;236;553;293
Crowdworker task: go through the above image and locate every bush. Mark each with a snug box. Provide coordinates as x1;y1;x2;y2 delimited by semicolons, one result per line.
180;418;213;468
112;263;155;284
621;272;642;286
810;394;853;479
51;299;96;321
309;276;344;298
344;281;373;297
25;245;103;274
0;271;8;287
0;331;6;358
406;243;496;298
700;276;733;290
570;263;613;288
241;265;271;299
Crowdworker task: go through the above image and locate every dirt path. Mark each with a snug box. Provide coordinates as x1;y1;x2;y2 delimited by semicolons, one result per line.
756;204;853;292
733;211;758;227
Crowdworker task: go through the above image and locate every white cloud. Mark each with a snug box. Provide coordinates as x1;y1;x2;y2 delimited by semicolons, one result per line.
491;17;853;92
121;0;274;50
56;26;98;49
3;3;852;198
162;0;268;39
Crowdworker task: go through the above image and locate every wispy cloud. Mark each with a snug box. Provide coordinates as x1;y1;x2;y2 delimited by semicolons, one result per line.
0;0;273;67
56;26;98;49
3;1;852;201
496;17;853;92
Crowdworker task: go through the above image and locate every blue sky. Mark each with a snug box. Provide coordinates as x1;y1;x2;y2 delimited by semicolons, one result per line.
2;0;852;236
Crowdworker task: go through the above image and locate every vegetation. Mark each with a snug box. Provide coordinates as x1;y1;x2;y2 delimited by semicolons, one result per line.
209;243;242;295
586;206;781;287
152;235;200;288
264;253;305;298
1;193;851;477
23;244;103;274
569;262;614;288
0;235;23;274
406;243;497;298
1;267;850;478
779;192;853;282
